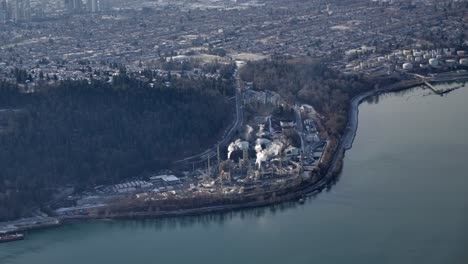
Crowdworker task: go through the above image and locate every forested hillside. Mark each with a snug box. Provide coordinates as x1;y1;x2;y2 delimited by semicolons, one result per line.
0;74;233;220
240;58;372;136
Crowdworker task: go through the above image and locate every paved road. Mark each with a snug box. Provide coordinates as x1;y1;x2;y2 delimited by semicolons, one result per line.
294;106;305;154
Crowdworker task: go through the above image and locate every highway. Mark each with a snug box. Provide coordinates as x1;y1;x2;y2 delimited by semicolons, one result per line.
174;70;244;165
294;106;305;154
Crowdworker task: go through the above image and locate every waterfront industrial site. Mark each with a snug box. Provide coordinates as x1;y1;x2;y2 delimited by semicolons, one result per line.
1;0;467;235
49;80;331;219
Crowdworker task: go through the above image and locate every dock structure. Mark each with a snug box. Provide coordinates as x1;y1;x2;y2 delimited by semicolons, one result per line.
423;80;442;95
411;73;442;95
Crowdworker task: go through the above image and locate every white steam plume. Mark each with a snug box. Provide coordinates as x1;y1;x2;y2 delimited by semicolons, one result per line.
227;139;249;159
255;140;283;169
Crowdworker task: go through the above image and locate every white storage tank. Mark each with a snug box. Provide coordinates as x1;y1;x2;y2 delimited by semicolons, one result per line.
345;49;358;56
429;58;438;66
402;63;413;70
423;54;431;59
403;50;412;56
446;59;457;66
459;58;468;65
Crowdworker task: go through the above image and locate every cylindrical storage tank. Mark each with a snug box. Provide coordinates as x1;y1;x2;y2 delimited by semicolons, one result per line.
429;58;438;66
436;55;443;59
403;50;412;56
420;64;429;68
402;63;413;70
446;59;457;66
460;58;468;65
407;55;414;61
414;51;423;57
346;50;358;56
423;54;431;59
415;56;421;62
378;57;385;62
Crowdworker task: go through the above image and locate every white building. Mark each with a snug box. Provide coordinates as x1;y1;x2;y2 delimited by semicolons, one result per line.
402;63;413;70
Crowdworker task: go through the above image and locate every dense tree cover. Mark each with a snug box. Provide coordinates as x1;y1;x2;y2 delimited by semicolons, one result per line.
240;58;372;136
0;75;233;220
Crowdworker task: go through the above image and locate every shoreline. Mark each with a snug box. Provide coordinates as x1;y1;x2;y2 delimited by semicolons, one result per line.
57;80;425;222
0;79;430;233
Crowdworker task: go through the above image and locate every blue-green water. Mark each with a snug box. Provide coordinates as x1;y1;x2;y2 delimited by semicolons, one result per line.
1;84;467;264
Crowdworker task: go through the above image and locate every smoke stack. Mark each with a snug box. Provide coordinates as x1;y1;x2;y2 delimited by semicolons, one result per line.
279;152;283;171
207;155;211;177
217;144;221;172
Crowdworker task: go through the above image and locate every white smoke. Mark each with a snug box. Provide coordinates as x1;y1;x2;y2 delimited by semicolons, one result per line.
227;142;236;160
255;139;283;169
255;151;267;169
254;143;262;153
227;139;249;160
256;124;266;137
244;125;253;140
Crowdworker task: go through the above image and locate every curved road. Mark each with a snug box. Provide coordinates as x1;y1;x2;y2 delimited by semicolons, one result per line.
174;71;244;165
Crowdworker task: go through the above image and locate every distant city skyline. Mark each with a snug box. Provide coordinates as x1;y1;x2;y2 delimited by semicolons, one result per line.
0;0;112;22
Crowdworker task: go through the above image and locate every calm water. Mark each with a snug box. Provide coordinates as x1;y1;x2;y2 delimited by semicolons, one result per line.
1;84;468;264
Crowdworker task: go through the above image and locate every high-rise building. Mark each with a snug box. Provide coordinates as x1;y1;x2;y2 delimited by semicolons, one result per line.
99;0;111;11
85;0;111;13
64;0;71;12
64;0;83;13
77;0;111;13
24;0;31;20
85;0;91;12
91;0;97;12
13;0;19;20
32;3;44;19
73;0;82;11
12;0;31;22
0;0;7;22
